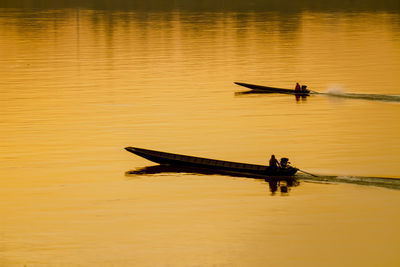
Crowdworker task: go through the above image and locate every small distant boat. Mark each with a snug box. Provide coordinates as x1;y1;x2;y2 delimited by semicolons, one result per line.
234;82;311;95
125;147;298;178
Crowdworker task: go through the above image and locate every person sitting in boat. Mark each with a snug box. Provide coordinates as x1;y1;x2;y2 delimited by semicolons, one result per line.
301;85;308;92
295;82;301;92
269;154;280;172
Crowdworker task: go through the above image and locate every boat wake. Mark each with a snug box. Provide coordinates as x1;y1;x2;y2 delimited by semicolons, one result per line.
297;173;400;190
125;165;400;190
318;87;400;103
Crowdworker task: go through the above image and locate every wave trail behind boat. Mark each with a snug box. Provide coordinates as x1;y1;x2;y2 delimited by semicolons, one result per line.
298;174;400;190
320;91;400;103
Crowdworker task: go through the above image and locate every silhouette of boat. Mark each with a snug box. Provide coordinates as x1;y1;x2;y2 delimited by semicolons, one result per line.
125;147;298;178
234;82;311;95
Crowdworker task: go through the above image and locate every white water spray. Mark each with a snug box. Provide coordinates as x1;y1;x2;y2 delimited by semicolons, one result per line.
326;85;345;95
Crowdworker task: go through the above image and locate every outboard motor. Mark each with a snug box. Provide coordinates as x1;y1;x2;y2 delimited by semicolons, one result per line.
280;157;289;168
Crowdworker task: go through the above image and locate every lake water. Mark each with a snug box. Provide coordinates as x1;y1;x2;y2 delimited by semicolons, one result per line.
1;2;400;266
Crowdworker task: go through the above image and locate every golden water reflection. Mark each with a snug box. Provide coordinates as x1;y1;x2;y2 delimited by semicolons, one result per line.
1;6;400;267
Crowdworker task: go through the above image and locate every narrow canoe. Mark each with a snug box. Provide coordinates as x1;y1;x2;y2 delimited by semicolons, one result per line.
125;147;298;177
234;82;311;95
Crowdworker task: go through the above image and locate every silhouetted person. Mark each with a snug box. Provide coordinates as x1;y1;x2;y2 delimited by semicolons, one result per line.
295;82;301;92
269;154;280;173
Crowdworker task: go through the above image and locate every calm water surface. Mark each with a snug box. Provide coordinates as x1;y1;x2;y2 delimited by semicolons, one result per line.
1;3;400;266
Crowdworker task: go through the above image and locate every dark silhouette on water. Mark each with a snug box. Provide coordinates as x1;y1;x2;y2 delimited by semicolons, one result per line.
234;82;312;95
125;164;297;182
295;82;301;92
268;154;280;173
235;82;400;103
125;165;300;194
125;147;302;194
235;90;309;102
266;176;299;195
234;82;312;102
126;164;229;176
125;147;298;177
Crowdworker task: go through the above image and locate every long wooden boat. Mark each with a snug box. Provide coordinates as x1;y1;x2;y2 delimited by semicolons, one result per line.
234;82;311;95
125;147;298;178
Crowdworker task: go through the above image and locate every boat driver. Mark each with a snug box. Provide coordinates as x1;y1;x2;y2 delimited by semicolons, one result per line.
295;82;301;92
269;154;280;172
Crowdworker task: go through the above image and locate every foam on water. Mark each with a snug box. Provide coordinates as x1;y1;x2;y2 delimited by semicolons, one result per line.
298;173;400;190
326;85;346;95
321;85;400;102
126;165;400;190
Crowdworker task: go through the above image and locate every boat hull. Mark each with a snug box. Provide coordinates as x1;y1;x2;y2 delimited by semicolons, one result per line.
125;147;298;177
234;82;310;95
